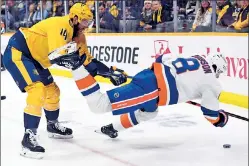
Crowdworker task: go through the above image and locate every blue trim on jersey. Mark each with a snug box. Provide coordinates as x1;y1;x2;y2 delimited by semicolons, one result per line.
129;111;138;125
201;106;219;117
155;55;163;63
81;84;100;96
164;65;179;105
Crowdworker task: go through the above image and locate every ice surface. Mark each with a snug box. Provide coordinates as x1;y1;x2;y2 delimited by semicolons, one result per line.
1;71;248;166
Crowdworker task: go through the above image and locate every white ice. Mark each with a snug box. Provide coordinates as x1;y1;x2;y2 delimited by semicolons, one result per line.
1;71;248;166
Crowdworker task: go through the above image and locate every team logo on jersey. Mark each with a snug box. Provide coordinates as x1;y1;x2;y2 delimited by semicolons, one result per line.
114;92;119;98
152;40;171;59
33;69;39;75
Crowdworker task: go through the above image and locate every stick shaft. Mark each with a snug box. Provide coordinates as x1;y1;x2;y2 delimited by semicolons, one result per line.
186;101;248;122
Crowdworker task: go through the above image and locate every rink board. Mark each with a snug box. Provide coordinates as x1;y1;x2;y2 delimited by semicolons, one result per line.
1;33;248;109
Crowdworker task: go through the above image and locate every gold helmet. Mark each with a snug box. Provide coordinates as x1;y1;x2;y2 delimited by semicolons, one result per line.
69;3;93;22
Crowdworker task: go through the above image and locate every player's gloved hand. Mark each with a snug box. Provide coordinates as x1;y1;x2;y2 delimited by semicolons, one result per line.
213;110;228;127
109;66;128;86
50;50;84;70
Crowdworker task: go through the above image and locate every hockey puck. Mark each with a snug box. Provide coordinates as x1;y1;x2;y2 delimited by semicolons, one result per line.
1;96;6;100
223;144;231;148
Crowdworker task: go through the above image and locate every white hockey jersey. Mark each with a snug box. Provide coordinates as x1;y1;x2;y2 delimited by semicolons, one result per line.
158;54;222;122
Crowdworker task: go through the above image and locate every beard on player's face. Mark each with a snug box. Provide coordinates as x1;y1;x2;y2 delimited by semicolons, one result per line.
72;23;81;39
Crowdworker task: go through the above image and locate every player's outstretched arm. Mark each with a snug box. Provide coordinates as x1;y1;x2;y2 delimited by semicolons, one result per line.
72;65;113;114
201;90;228;127
81;56;128;86
50;53;113;114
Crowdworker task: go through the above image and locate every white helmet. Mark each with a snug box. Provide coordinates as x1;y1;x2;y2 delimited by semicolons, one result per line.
206;53;228;78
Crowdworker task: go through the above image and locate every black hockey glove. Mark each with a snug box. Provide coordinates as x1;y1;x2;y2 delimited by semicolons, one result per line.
50;51;84;70
109;66;128;86
213;110;229;127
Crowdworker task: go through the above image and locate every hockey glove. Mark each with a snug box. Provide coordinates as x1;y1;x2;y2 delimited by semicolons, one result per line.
50;51;84;70
213;110;229;127
109;66;128;86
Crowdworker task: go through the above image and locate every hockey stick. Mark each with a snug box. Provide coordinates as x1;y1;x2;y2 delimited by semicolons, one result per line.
186;101;249;122
97;72;133;79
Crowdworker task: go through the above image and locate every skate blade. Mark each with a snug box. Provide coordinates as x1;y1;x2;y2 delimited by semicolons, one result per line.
48;132;73;139
20;147;44;159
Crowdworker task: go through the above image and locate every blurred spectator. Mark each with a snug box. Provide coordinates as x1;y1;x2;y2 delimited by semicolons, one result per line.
232;0;241;20
185;0;200;15
192;0;212;32
98;2;118;31
123;7;136;19
45;0;53;16
1;5;15;30
52;0;64;16
126;0;145;18
33;1;49;23
119;7;138;32
15;1;26;22
216;0;235;27
139;0;153;30
144;0;173;31
106;1;119;19
229;0;248;31
14;2;36;29
69;0;74;10
26;3;36;22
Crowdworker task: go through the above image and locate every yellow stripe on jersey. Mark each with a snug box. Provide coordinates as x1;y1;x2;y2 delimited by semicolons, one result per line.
11;47;33;85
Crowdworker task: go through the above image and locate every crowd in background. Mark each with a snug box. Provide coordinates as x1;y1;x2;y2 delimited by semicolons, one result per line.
1;0;248;33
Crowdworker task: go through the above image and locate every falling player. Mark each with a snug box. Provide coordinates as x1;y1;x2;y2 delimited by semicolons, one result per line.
52;51;229;139
3;3;127;159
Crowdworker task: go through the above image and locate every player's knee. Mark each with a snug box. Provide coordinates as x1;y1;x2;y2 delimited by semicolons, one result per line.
86;92;112;114
24;82;46;116
136;109;159;122
43;82;60;111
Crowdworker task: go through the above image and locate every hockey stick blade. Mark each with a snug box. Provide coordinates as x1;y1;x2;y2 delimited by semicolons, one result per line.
187;101;249;122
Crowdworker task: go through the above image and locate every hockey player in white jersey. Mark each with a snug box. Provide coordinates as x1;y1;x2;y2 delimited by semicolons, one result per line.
51;52;229;138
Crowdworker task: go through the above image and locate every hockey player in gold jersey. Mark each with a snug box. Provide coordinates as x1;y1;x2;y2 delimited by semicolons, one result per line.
2;3;127;159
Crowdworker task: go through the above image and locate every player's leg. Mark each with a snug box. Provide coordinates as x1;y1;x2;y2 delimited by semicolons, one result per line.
3;46;45;159
99;69;160;138
100;109;159;138
72;66;159;115
100;64;180;138
36;67;73;139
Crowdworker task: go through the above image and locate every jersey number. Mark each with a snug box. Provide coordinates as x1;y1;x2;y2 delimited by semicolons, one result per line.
172;58;200;74
60;29;67;40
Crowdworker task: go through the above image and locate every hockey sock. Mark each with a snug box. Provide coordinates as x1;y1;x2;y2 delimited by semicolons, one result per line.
113;111;139;131
73;66;100;96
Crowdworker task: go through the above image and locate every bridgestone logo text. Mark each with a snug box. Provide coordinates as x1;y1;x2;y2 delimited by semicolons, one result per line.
87;46;139;64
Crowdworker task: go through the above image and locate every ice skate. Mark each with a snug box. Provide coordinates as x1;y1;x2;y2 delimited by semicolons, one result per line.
96;124;118;138
20;129;45;159
47;121;73;139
